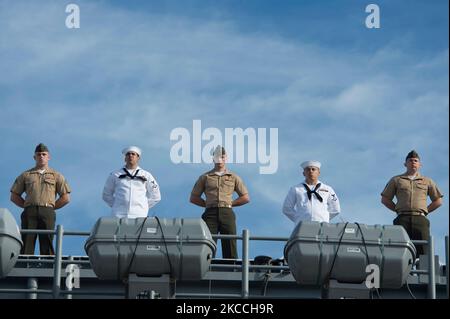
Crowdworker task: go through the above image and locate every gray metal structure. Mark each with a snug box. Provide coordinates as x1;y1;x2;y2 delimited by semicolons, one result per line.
0;213;448;299
284;221;416;288
85;217;216;280
0;208;22;278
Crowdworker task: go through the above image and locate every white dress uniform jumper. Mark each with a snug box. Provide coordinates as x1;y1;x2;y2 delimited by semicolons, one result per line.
102;166;161;218
282;180;340;225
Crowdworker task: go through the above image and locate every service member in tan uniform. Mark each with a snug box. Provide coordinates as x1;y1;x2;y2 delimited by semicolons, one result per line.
190;146;250;259
10;143;71;255
381;150;443;255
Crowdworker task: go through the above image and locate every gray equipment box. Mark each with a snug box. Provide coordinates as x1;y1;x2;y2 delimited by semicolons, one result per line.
85;217;216;280
0;208;23;278
284;221;416;288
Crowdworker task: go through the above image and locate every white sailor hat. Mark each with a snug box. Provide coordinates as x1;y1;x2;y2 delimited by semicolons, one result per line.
122;146;142;157
301;160;321;169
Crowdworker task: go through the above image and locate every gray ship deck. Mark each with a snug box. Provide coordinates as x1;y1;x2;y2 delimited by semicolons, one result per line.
0;255;448;299
0;226;448;299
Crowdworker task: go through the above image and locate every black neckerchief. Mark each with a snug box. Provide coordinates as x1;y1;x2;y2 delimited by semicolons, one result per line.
118;168;147;182
303;183;323;202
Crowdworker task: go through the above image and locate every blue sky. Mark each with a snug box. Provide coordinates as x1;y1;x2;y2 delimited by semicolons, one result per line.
0;0;448;260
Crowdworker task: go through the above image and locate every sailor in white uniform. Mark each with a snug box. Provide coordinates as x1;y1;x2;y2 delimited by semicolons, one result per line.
282;160;340;225
102;146;161;218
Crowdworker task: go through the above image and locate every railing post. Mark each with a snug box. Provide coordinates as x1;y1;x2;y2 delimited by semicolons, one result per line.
53;224;64;299
445;236;449;299
427;235;436;299
241;229;249;298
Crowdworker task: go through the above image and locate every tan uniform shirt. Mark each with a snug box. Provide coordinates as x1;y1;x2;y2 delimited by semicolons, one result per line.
191;169;248;208
381;173;443;214
10;167;71;208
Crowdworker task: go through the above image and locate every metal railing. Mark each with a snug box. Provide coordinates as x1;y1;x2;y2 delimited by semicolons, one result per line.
0;226;448;299
409;238;437;299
